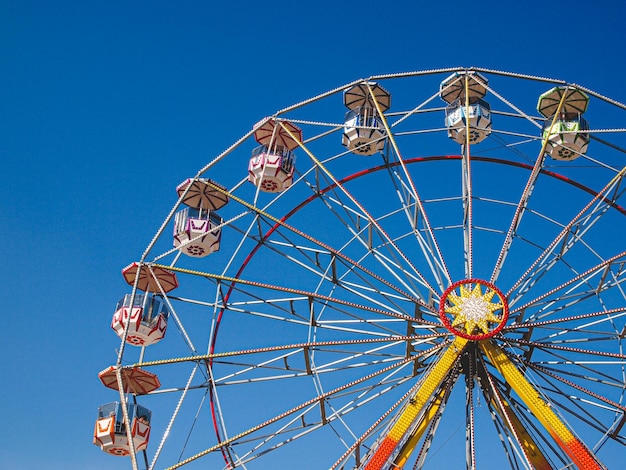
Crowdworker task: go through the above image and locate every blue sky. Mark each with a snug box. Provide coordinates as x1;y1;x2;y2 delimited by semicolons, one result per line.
2;1;626;469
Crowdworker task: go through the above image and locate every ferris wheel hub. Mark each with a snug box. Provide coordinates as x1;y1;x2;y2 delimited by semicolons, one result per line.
439;278;509;341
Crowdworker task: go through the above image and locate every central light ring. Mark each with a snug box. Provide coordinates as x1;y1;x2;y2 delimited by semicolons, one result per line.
439;278;509;341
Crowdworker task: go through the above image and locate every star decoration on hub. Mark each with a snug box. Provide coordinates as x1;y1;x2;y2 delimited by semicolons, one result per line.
439;279;508;340
445;284;502;335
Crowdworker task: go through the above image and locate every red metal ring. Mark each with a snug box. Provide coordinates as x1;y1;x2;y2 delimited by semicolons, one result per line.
439;278;509;340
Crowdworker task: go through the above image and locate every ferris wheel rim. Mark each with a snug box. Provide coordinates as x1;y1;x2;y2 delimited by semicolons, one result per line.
204;153;626;468
98;67;626;470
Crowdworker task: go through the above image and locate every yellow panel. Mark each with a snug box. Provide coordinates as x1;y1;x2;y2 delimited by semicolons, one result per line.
365;337;467;470
392;386;447;468
480;341;605;470
490;383;552;470
388;337;467;441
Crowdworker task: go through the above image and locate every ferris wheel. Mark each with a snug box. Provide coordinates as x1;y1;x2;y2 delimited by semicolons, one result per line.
93;67;626;469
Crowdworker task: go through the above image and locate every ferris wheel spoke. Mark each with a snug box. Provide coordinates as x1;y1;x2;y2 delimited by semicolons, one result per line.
462;144;474;282
523;360;626;418
506;166;626;304
155;263;434;327
166;346;441;469
460;73;482;281
233;290;433;338
490;90;574;286
139;334;446;393
522;370;626;447
368;84;453;290
226;243;436;326
360;337;468;469
512;290;616;326
213;345;406;386
336;251;433;313
511;345;626;392
215;271;441;339
281;124;442;300
504;306;626;333
234;241;419;321
505;334;626;357
509;251;626;322
201;181;436;312
376;163;453;292
300;186;434;299
476;355;550;470
229;225;428;321
464;344;477;470
312;188;435;303
135;334;441;368
148;366;200;470
489;163;544;287
160;296;203;357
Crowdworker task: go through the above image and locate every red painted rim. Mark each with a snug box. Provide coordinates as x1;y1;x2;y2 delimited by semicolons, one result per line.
439;278;509;341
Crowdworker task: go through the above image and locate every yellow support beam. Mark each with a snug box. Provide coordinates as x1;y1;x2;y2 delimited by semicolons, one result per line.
497;391;551;469
364;337;467;470
391;385;449;468
485;374;552;469
474;353;551;469
480;341;606;470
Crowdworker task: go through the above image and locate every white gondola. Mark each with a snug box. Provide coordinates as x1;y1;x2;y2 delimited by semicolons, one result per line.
440;71;491;145
173;207;223;257
93;402;151;456
445;98;492;144
542;114;590;160
248;144;296;193
111;293;169;346
342;106;387;155
537;86;590;161
342;82;390;156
